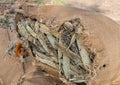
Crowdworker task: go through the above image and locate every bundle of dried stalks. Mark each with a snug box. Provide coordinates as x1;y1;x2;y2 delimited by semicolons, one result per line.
15;14;94;83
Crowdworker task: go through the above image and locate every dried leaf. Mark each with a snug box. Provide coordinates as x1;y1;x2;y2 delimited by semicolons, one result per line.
34;21;40;33
26;25;38;38
35;61;59;78
36;54;57;69
76;39;91;67
40;24;60;38
58;37;63;76
62;53;70;79
46;34;57;48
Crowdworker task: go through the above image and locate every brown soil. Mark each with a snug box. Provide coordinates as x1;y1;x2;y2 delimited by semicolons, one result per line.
0;1;120;85
66;0;120;24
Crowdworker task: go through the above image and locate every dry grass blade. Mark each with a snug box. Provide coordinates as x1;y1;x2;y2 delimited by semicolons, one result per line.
58;37;63;76
17;22;29;38
34;21;40;33
67;34;76;50
76;39;91;67
36;54;57;69
34;61;59;78
46;34;56;48
40;24;60;38
62;52;70;79
26;25;38;38
55;42;78;58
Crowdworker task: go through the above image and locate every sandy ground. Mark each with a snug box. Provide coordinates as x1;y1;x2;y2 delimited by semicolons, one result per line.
0;0;120;85
66;0;120;24
0;28;24;85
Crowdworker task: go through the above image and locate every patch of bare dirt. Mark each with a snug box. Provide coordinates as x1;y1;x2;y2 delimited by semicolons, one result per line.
66;0;120;24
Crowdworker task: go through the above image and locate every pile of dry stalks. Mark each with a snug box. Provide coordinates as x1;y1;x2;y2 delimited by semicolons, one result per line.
14;15;95;83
